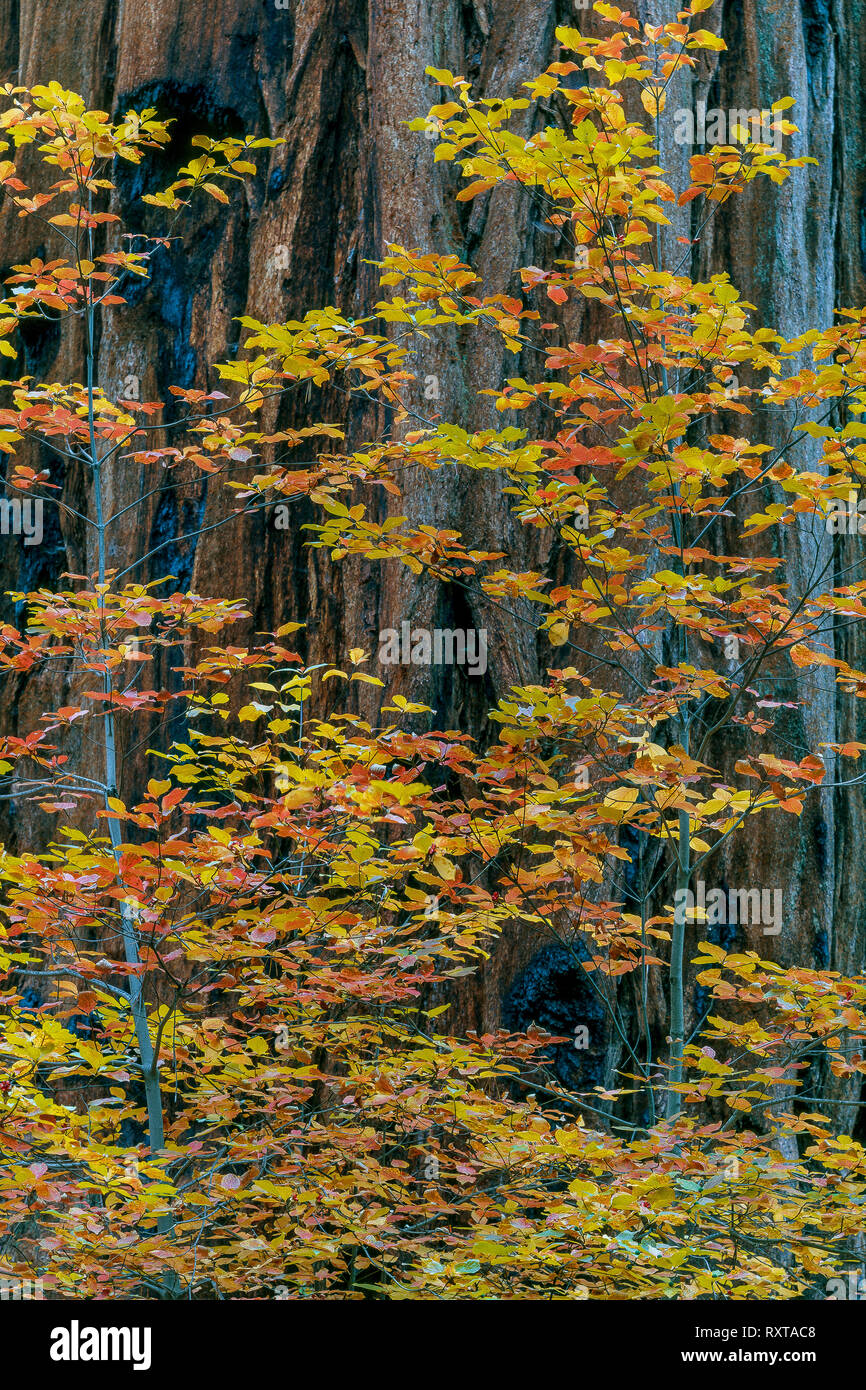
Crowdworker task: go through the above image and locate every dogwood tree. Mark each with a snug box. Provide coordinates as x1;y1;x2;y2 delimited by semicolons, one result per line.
0;4;865;1300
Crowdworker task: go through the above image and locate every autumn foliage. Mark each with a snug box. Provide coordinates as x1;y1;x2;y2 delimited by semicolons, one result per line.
1;2;866;1301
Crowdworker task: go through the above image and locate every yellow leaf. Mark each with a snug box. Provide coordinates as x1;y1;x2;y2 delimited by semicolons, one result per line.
688;28;727;50
426;67;461;87
599;787;640;821
555;1129;585;1154
640;87;666;117
432;855;457;881
568;1179;598;1198
727;1095;753;1112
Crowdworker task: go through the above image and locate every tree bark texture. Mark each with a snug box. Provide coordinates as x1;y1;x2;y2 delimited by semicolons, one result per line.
0;0;862;1129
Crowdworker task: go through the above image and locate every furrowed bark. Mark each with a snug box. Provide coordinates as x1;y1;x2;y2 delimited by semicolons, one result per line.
0;0;860;1137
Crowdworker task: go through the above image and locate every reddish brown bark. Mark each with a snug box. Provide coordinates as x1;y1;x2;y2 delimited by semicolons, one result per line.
0;0;862;1126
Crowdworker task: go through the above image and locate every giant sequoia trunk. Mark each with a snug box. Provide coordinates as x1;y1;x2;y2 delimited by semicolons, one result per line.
0;0;863;1128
